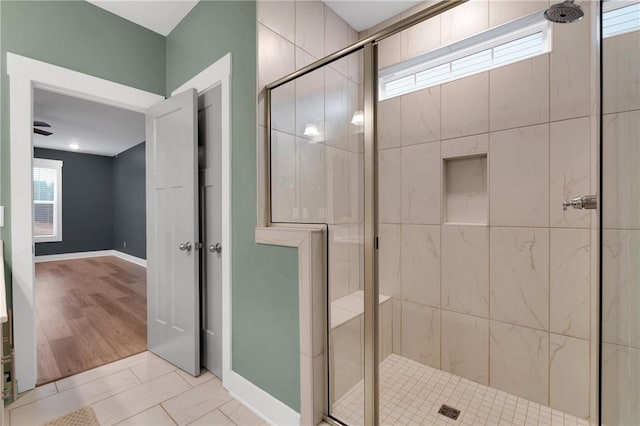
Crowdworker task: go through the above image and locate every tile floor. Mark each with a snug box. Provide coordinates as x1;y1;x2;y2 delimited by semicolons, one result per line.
6;351;266;426
6;350;594;426
332;354;591;426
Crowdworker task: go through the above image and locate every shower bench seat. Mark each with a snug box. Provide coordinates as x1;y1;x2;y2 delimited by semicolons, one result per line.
330;290;390;329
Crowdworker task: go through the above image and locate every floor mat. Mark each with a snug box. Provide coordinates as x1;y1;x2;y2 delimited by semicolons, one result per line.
44;406;100;426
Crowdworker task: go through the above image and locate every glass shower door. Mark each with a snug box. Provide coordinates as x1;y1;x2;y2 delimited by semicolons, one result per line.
269;47;366;426
600;1;640;424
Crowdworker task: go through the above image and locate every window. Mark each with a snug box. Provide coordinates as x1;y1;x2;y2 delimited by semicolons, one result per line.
379;13;552;100
603;1;640;38
33;158;63;242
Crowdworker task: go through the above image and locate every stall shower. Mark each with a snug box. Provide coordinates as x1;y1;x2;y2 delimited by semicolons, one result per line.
261;0;639;424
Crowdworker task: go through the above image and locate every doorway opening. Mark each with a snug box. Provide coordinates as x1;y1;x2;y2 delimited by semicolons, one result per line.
32;88;148;385
8;53;232;396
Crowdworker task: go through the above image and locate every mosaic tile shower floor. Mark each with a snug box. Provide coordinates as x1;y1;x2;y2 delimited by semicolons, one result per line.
332;354;590;426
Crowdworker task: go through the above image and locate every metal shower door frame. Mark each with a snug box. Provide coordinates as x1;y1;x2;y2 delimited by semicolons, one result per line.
263;2;469;425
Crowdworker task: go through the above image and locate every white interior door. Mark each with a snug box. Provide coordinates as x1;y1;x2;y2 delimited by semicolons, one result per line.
199;86;223;377
146;88;200;376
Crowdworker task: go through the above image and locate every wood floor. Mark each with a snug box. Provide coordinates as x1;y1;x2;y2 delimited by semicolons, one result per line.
35;256;147;385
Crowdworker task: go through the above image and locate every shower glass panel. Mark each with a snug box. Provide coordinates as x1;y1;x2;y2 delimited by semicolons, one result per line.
267;1;610;424
269;49;365;424
374;2;596;424
270;54;363;225
600;1;640;423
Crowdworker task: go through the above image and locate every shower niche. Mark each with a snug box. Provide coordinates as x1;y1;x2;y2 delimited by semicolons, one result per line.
443;154;488;225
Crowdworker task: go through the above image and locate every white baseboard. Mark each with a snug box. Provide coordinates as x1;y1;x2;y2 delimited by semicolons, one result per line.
35;249;147;267
111;250;147;267
34;250;113;263
225;371;300;426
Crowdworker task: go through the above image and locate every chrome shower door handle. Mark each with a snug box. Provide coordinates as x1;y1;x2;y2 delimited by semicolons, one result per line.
179;242;193;252
208;243;222;254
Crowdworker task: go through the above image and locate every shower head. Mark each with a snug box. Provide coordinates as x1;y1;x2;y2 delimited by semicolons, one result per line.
544;0;584;23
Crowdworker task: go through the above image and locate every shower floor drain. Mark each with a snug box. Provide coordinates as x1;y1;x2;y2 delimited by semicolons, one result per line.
438;404;461;420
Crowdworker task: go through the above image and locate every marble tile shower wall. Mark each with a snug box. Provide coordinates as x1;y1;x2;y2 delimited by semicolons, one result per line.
601;26;640;426
258;0;365;303
374;0;596;420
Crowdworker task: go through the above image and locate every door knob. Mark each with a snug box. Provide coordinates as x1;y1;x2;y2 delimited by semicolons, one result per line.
208;243;222;254
179;242;192;252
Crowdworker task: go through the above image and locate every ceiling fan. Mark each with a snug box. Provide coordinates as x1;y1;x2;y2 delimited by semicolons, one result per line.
33;121;53;136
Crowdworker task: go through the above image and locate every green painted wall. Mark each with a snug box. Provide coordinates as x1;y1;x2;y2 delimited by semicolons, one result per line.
166;1;300;412
0;0;166;301
1;0;300;413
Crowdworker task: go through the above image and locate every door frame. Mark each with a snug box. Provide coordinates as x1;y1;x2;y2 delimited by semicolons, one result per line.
7;52;163;392
170;52;232;385
7;52;233;392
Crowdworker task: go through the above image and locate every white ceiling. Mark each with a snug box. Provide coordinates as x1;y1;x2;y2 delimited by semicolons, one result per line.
33;88;145;157
87;0;199;36
324;0;423;32
86;0;421;37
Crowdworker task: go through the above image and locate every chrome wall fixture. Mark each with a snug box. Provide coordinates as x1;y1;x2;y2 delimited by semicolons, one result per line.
263;2;469;425
544;0;584;23
563;195;597;211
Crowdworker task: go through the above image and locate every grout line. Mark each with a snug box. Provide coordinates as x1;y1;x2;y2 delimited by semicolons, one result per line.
218;399;243;425
128;366;146;384
159;403;179;425
387;113;593;149
117;372;202;422
381;222;591;230
52;352;153;394
10;368;140;414
115;404;176;426
485;49;494;392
